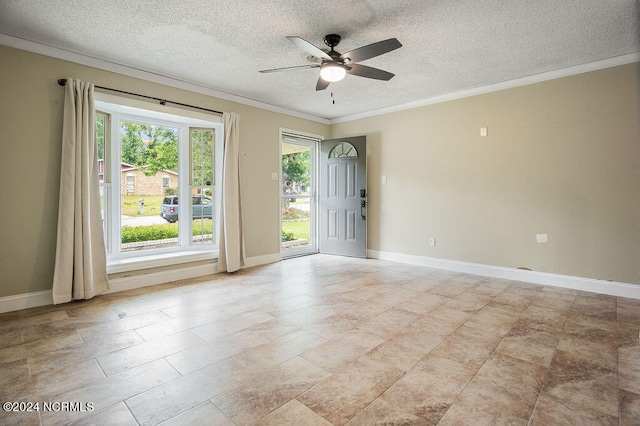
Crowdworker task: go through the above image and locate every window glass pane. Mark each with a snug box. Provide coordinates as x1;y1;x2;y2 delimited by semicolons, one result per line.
281;141;312;251
120;120;180;252
96;114;105;182
328;142;357;158
191;129;214;186
190;128;214;247
191;193;213;245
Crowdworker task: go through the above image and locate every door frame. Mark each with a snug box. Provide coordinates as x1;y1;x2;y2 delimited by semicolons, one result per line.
279;128;322;259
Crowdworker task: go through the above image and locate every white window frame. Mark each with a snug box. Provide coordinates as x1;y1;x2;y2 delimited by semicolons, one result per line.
95;94;223;273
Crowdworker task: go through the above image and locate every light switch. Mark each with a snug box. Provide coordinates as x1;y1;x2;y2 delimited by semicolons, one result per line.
382;176;388;184
271;172;279;181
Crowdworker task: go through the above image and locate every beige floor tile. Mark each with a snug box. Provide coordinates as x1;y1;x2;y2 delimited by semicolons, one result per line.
366;330;444;371
400;292;450;315
255;399;332;426
27;329;144;377
126;357;252;425
429;325;499;370
160;401;234;426
232;328;326;371
73;402;138;426
407;305;471;337
488;288;536;313
442;291;492;313
463;305;520;338
619;345;640;394
620;390;640;426
0;330;83;365
0;409;40;426
39;359;181;425
165;328;269;375
302;312;365;339
0;255;637;425
301;328;385;372
617;297;640;325
212;356;331;424
557;320;618;371
530;392;617;425
380;354;477;424
77;310;171;341
495;324;559;367
357;308;423;339
542;350;619;418
345;397;429;425
298;355;404;425
439;353;546;424
97;329;204;375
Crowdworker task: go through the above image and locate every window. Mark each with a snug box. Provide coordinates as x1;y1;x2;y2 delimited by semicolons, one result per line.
96;95;223;268
328;142;358;158
125;173;135;193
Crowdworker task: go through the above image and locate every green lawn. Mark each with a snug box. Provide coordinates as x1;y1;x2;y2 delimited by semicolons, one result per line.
121;195;165;217
282;220;310;242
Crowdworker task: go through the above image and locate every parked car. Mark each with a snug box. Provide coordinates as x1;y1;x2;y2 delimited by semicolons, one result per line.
160;195;212;223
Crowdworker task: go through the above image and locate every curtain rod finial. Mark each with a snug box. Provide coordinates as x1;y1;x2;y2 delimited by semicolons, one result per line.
58;79;67;86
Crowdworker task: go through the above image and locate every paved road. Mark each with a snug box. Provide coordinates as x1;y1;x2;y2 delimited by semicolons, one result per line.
121;215;168;227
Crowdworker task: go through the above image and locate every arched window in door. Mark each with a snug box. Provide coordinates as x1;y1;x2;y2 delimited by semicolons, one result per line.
328;142;358;158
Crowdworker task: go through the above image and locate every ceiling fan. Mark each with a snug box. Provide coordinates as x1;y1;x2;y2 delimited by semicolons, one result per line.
259;34;402;91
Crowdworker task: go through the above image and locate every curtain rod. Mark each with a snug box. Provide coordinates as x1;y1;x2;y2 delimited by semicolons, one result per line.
57;79;224;116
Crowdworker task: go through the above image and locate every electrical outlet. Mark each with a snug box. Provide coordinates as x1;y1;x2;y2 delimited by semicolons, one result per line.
429;237;436;247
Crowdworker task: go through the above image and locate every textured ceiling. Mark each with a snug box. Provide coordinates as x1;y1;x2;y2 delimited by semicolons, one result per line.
0;0;638;121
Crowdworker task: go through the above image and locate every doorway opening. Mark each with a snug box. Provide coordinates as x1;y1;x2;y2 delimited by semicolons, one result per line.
280;132;319;258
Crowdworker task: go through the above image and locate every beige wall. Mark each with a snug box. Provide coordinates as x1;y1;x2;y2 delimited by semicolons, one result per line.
1;44;638;299
331;63;640;285
0;45;329;298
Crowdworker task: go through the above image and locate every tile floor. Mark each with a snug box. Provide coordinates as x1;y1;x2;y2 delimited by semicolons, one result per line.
0;255;639;425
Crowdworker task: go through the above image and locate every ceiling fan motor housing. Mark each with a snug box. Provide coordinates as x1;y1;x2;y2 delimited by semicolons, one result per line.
323;34;342;50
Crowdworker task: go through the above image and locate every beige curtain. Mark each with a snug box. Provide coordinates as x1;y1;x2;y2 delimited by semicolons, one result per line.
52;79;109;304
218;112;245;272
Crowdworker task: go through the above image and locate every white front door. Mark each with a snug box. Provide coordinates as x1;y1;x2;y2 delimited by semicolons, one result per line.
319;136;367;258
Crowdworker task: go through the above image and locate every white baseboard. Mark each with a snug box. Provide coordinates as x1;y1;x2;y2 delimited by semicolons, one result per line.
368;249;640;299
244;253;281;268
9;250;635;314
0;253;281;314
0;290;54;314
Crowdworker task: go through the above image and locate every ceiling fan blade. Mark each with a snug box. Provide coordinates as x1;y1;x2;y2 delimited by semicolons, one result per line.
259;64;320;73
339;38;402;63
316;76;330;91
287;36;332;60
347;64;395;81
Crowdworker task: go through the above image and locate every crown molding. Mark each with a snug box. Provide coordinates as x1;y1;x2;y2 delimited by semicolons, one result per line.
0;34;330;125
2;33;637;127
330;52;640;124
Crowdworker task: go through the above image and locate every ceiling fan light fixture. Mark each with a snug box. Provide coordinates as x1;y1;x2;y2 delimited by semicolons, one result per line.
320;64;346;82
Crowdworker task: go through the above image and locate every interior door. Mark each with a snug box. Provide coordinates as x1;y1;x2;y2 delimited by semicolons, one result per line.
320;136;367;258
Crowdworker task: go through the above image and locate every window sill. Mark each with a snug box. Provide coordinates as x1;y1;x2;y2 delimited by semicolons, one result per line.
107;250;217;274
